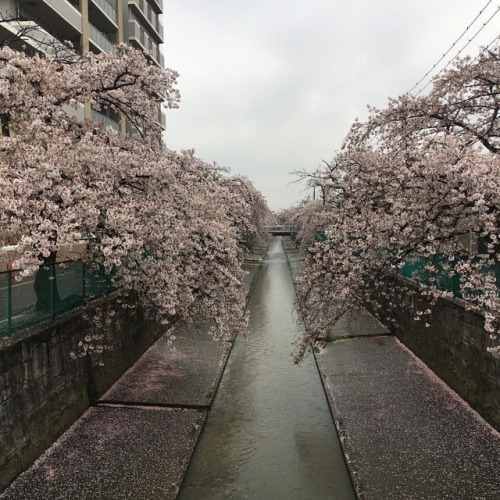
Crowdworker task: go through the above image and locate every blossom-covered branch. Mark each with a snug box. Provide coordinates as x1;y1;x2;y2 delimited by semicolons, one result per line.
0;45;270;346
286;46;500;359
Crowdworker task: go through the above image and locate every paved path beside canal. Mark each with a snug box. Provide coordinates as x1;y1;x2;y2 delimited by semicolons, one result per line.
283;236;500;500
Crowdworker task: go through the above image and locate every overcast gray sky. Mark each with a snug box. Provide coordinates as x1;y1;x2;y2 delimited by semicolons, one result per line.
163;0;500;212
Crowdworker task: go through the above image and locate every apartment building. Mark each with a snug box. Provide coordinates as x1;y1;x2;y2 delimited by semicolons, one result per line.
0;0;166;131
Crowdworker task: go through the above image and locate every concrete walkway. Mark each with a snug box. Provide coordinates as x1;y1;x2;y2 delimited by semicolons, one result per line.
283;236;500;500
0;257;263;500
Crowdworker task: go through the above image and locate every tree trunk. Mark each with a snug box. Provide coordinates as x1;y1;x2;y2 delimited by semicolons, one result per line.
34;251;61;312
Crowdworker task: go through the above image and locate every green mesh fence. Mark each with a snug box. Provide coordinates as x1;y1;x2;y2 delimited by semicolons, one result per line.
0;261;115;338
396;253;500;298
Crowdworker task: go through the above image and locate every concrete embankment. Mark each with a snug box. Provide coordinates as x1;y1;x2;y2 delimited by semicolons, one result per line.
0;256;264;500
282;236;500;499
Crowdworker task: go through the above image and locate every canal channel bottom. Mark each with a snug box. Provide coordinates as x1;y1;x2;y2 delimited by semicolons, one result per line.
177;236;355;500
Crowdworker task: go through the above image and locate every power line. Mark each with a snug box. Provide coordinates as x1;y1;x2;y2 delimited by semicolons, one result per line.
408;0;495;95
414;5;500;96
481;32;500;53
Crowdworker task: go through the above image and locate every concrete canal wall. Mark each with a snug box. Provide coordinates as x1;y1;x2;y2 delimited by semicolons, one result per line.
0;297;160;491
375;274;500;432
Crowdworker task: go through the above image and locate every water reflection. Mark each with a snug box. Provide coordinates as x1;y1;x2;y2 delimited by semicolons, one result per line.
178;237;355;499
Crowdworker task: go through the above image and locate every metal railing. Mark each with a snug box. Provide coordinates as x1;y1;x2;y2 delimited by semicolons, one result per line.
89;22;116;54
266;225;294;235
92;0;118;23
91;109;120;132
0;261;114;338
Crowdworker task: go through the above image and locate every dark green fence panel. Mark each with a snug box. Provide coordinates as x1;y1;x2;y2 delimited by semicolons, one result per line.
0;272;10;338
54;261;86;313
0;260;116;338
13;268;53;333
398;254;426;282
83;263;116;299
396;253;500;299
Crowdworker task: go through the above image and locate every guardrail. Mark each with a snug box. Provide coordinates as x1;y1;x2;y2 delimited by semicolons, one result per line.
0;261;114;338
93;0;118;23
89;22;116;54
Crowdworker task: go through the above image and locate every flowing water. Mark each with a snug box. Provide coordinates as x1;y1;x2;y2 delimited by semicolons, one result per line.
178;237;355;499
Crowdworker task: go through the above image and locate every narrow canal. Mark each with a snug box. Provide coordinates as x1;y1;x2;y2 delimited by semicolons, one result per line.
178;236;356;499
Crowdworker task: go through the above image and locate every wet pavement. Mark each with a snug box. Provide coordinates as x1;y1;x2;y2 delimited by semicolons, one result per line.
1;406;204;500
318;335;500;499
100;335;231;408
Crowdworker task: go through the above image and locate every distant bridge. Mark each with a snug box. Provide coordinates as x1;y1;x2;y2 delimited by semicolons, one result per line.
266;225;294;236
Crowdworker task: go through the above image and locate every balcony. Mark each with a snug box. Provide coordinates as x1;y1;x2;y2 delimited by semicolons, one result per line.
128;20;162;67
144;0;163;14
0;20;77;59
89;22;116;54
89;0;118;33
19;0;82;47
128;0;163;43
91;109;120;132
128;19;146;50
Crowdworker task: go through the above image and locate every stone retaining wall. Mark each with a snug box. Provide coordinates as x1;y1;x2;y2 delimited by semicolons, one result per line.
0;298;160;491
376;275;500;432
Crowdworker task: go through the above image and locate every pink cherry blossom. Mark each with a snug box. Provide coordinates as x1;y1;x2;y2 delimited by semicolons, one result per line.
286;46;500;359
0;45;270;349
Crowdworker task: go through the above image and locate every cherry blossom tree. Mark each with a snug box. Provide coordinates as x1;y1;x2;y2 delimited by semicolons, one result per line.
0;45;269;347
289;46;500;359
220;174;272;253
0;44;178;299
